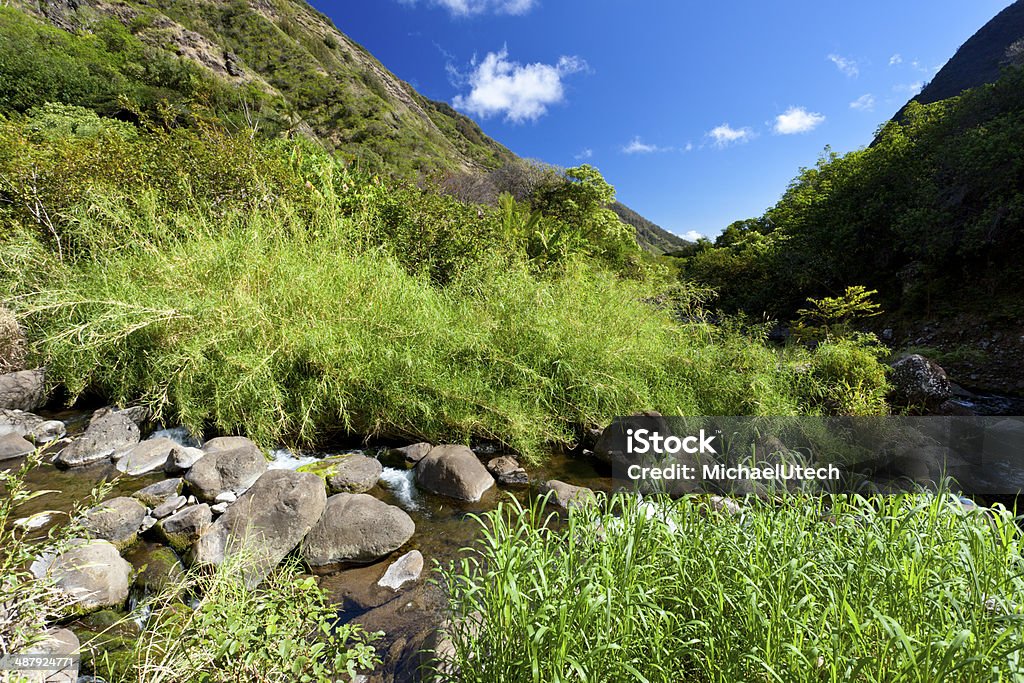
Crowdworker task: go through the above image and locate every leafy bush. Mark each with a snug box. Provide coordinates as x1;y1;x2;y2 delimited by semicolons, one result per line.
440;492;1024;682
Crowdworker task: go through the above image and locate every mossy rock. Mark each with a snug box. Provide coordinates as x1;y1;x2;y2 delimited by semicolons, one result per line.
297;453;382;494
72;619;138;679
125;543;185;594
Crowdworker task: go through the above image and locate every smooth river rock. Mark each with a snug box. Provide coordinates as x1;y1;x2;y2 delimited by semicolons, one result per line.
56;412;140;468
191;469;326;586
298;453;383;494
539;480;597;509
132;478;183;507
37;540;132;613
302;493;415;569
378;550;424;591
18;628;79;683
80;497;147;551
0;409;65;444
415;445;494;502
184;441;267;502
115;438;182;476
0;431;34;461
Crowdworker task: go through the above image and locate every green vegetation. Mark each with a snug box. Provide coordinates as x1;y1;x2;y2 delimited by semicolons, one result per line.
440;492;1024;682
677;66;1024;322
0;106;888;458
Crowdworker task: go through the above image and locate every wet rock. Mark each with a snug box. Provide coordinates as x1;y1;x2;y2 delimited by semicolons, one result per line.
39;540;132;613
486;456;528;486
126;543;185;594
889;354;953;410
139;515;157;533
165;446;204;473
0;432;34;461
415;445;494;502
298;453;382;493
302;493;415;569
0;409;65;444
192;470;326;586
80;497;147;551
115;438;181;476
539;480;597;509
157;504;212;553
151;495;186;519
0;368;46;411
56;412;140;468
378;550;423;591
18;628;79;682
184;442;267;502
379;442;433;469
132;478;183;507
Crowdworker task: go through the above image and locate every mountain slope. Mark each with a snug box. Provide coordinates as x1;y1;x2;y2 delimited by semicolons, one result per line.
610;202;692;254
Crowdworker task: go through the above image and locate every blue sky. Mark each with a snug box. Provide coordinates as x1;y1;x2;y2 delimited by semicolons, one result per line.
309;0;1014;240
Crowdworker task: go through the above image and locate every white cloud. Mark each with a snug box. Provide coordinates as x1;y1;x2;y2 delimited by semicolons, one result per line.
893;81;924;95
849;94;876;111
827;53;859;78
451;48;586;123
773;107;825;135
682;230;703;242
574;148;593;160
707;123;754;148
622;136;672;154
401;0;537;16
889;53;903;66
684;142;694;152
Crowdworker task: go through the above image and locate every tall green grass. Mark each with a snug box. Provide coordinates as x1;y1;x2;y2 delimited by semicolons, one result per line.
440;492;1024;682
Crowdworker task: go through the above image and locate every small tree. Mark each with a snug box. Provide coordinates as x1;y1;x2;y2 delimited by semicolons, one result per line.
793;285;882;341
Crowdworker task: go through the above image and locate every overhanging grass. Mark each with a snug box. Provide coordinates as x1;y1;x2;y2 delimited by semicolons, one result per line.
7;195;833;457
441;492;1024;682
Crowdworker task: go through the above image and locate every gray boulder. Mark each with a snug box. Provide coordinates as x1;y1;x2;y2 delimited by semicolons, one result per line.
40;540;132;613
202;435;261;454
0;432;34;462
415;445;494;502
165;446;205;473
0;409;65;444
132;478;183;507
157;504;212;553
297;453;382;494
890;354;953;410
184;442;267;502
379;442;433;469
302;493;415;568
56;412;140;468
539;480;597;509
115;438;181;476
18;628;79;683
191;470;326;586
487;456;529;486
151;495;187;519
0;368;46;411
80;497;147;551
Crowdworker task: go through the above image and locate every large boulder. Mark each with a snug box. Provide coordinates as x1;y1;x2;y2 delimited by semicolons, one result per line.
191;470;326;586
115;438;182;476
184;441;267;502
157;504;212;553
56;412;140;468
80;497;147;551
0;368;46;411
379;442;433;469
298;453;382;494
415;445;494;502
0;432;34;462
890;354;953;410
302;493;415;569
36;540;132;613
0;409;65;444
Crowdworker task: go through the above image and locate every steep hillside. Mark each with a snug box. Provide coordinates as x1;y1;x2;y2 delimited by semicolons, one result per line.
892;0;1024;120
5;0;514;176
610;202;692;254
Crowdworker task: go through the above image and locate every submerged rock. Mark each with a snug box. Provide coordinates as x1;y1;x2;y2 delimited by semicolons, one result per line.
191;470;326;586
56;412;140;468
415;445;494;502
298;453;382;494
302;493;415;568
80;497;147;551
